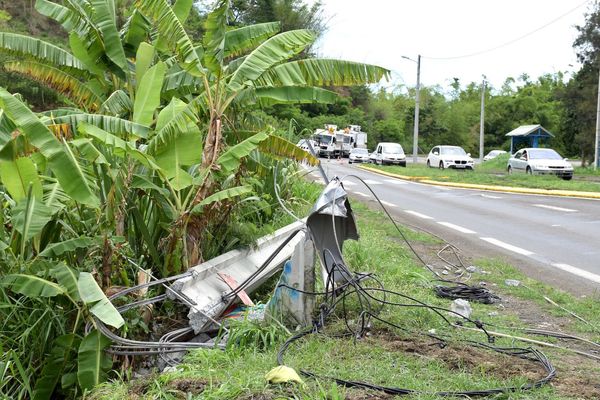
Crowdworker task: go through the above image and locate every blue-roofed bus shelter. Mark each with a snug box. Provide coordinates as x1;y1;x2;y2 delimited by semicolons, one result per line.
506;125;554;154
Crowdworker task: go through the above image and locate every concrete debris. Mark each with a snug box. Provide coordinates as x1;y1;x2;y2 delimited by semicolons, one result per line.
505;279;521;287
428;328;437;335
488;311;499;317
466;266;480;273
450;299;472;319
441;270;449;275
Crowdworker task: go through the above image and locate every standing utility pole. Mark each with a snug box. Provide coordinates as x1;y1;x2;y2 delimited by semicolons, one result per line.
413;55;421;164
595;64;600;169
479;79;486;162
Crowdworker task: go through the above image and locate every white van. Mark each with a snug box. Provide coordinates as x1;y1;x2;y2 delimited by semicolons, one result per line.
370;142;406;166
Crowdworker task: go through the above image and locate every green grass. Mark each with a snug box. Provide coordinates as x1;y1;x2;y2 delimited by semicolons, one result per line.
367;154;600;193
89;184;600;400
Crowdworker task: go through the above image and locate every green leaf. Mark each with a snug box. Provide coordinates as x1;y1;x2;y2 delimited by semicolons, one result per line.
133;61;166;126
254;86;338;105
155;0;194;52
255;59;391;87
229;30;315;90
49;264;81;302
135;42;155;88
0;157;43;202
169;169;193;191
122;10;150;51
69;33;104;76
90;298;125;328
203;0;229;73
32;334;77;400
217;131;269;172
99;90;132;116
0;32;85;70
90;0;128;75
49;113;149;139
35;0;82;33
77;272;104;303
0;88;99;206
40;237;98;258
154;131;202;178
77;330;112;391
192;185;253;214
1;274;65;297
79;122;160;170
12;196;54;241
258;134;319;166
136;0;204;77
224;22;280;59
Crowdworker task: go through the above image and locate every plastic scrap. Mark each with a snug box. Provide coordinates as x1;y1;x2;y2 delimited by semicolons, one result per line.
505;279;521;287
265;365;304;384
450;299;472;319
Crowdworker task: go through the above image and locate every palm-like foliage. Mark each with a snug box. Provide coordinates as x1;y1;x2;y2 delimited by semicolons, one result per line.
0;2;390;396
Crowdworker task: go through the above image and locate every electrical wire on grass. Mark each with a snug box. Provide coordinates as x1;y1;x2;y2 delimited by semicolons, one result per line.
269;174;556;396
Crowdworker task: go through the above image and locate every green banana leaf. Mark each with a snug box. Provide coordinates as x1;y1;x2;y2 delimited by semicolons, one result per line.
254;86;338;106
0;32;85;70
77;330;112;391
40;237;99;258
77;272;124;328
48;113;150;139
135;42;155;88
12;196;54;241
136;0;204;77
229;29;315;90
50;263;81;302
1;274;65;297
191;185;253;214
217;131;269;173
133;61;166;126
256;59;391;87
0;157;43;202
32;334;77;400
90;0;128;75
202;0;228;73
0;88;99;206
223;22;280;59
99;90;132;116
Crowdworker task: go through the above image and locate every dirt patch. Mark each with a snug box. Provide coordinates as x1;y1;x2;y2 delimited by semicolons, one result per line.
345;389;394;400
166;378;208;395
372;334;544;381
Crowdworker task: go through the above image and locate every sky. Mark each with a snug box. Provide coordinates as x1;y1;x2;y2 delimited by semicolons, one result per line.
313;0;592;92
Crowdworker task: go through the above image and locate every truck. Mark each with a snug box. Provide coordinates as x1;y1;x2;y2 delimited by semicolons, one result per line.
312;124;368;158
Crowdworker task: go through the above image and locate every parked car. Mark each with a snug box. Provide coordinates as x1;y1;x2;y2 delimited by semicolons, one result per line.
426;145;474;169
483;149;507;161
370;142;406;166
348;148;370;164
507;148;573;180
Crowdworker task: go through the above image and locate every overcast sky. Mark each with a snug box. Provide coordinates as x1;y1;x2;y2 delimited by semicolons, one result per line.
313;0;591;92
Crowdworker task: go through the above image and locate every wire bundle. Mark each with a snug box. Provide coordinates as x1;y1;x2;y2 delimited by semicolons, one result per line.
434;284;501;304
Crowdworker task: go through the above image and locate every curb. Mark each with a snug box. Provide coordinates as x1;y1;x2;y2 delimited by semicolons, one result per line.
358;165;600;200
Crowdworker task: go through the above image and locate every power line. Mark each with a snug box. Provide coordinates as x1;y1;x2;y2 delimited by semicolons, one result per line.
424;0;591;61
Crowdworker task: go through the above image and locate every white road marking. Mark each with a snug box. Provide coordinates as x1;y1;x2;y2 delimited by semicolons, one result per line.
481;194;502;199
353;191;371;198
404;210;433;219
551;263;600;284
384;179;408;185
341;180;357;186
363;179;382;185
437;222;476;234
551;224;561;227
380;200;397;208
533;204;578;213
479;237;535;256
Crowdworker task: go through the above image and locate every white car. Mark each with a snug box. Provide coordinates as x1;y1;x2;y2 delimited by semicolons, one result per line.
370;142;406;166
426;146;474;169
507;148;573;180
483;150;507;161
348;148;369;164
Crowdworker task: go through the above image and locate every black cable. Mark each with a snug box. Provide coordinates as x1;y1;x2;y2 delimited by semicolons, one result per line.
434;284;501;304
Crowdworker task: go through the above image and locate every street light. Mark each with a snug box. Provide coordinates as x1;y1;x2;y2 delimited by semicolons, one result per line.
595;60;600;169
402;55;421;164
479;77;486;162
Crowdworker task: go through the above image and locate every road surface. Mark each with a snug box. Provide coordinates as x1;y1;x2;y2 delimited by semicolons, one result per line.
306;159;600;295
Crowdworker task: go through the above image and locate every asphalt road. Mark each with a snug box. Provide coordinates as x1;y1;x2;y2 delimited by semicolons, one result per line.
307;159;600;295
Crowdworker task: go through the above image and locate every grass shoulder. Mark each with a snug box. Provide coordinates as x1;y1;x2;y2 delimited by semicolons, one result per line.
89;185;600;400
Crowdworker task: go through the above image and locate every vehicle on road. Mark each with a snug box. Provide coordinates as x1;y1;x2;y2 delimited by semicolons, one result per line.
348;148;370;164
483;149;507;161
426;145;474;169
312;124;368;158
297;139;317;153
370;142;406;166
507;148;573;180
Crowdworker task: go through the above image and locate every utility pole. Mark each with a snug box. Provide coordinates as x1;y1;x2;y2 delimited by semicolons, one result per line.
595;63;600;169
479;78;486;162
413;55;421;164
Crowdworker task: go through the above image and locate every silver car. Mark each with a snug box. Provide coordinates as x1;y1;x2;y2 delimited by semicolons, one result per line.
348;148;369;164
507;148;573;180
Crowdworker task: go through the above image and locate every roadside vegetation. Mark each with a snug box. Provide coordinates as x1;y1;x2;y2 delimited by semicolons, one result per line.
366;154;600;193
89;189;600;400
